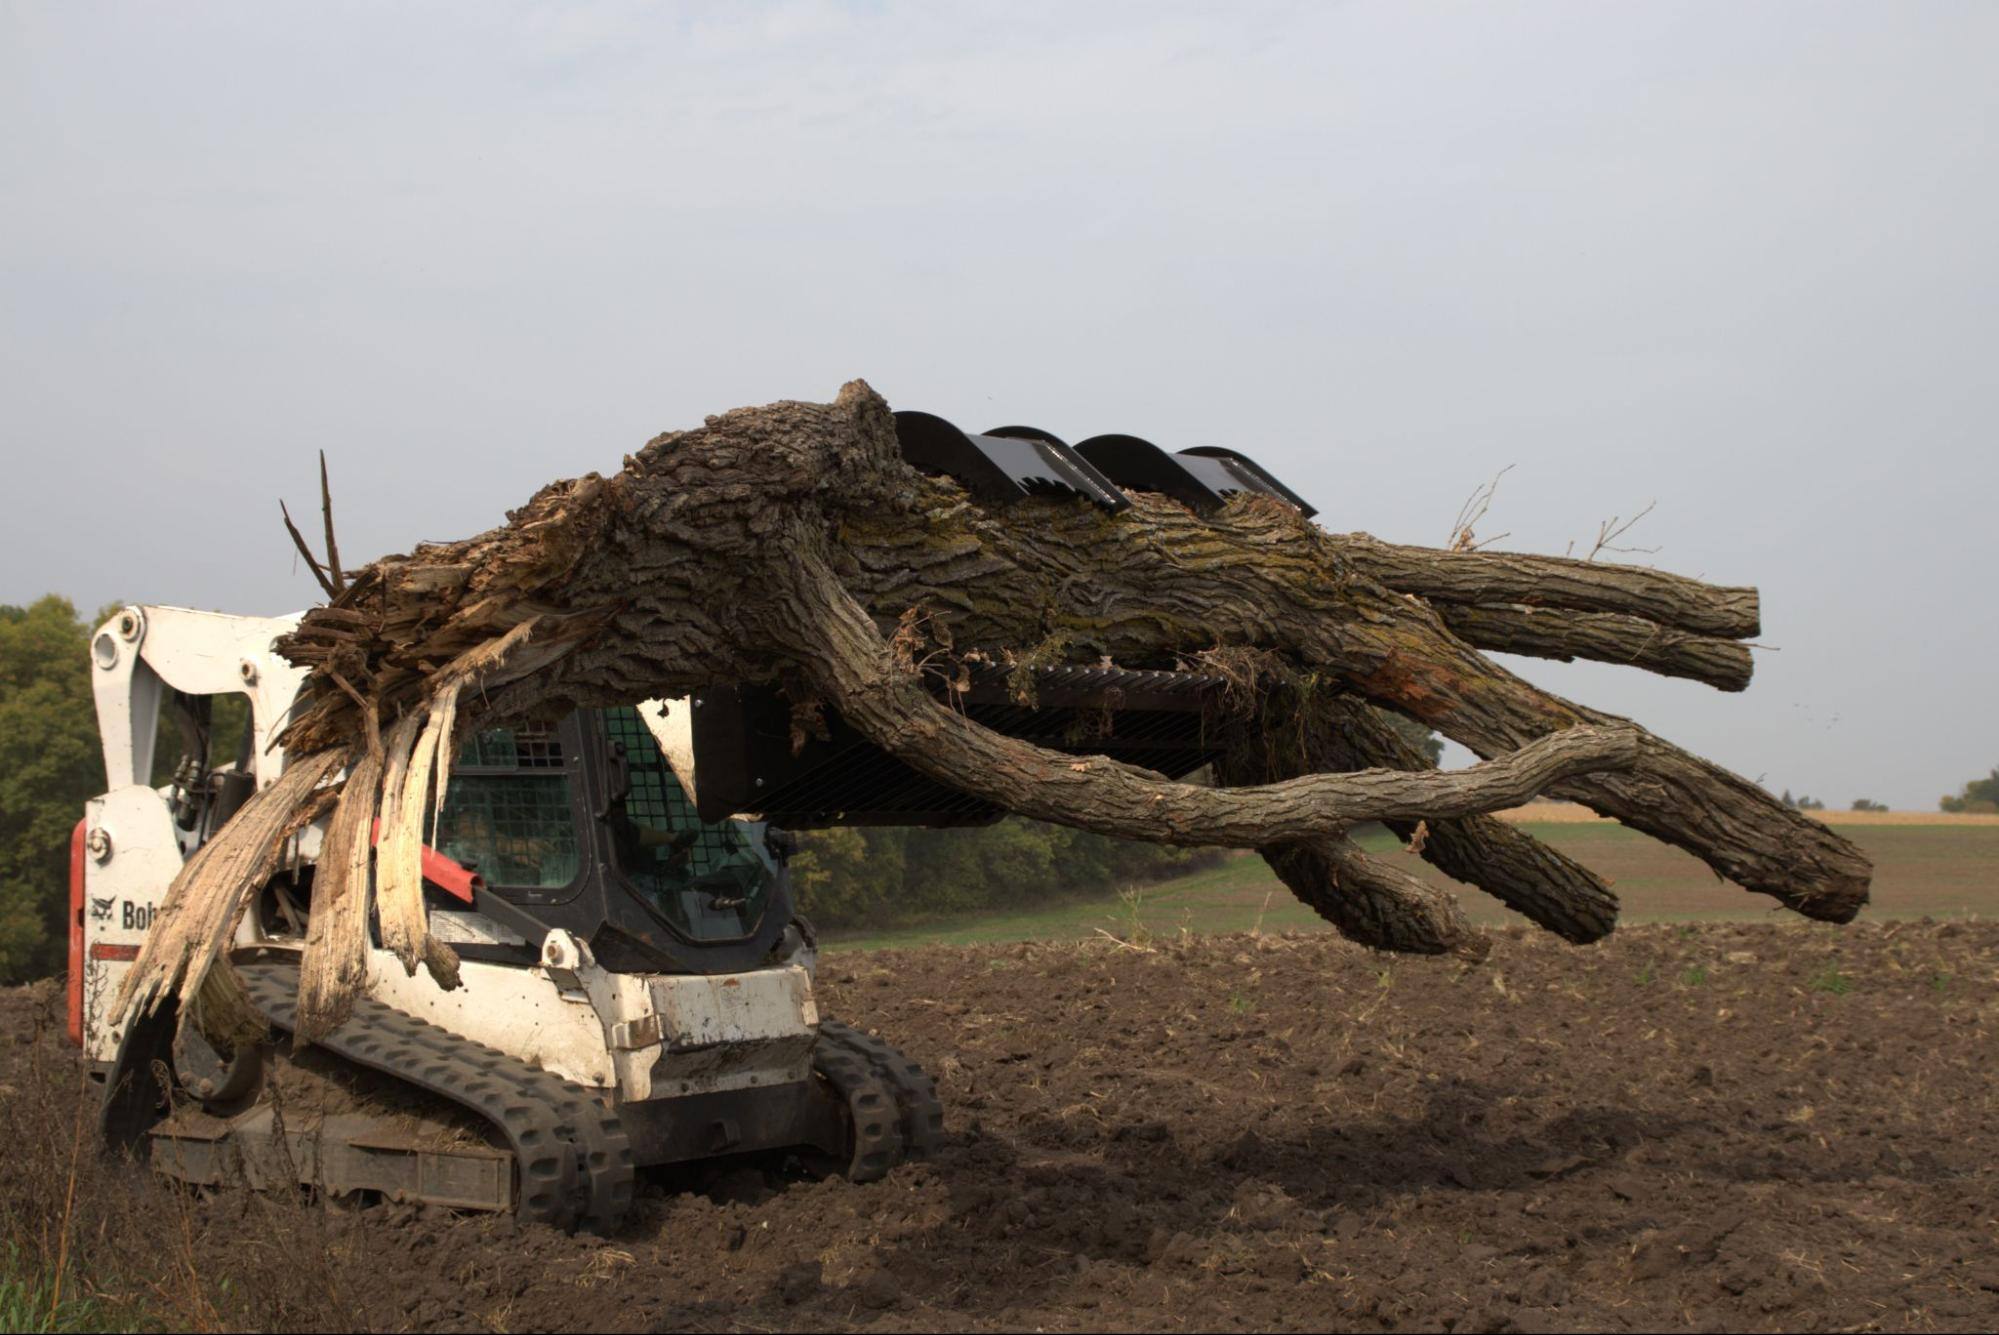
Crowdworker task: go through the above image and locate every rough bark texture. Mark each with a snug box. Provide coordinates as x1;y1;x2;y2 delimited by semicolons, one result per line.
1267;836;1492;959
110;380;1872;1034
1322;700;1620;945
1214;691;1620;952
1339;535;1762;638
1436;604;1754;692
744;528;1644;846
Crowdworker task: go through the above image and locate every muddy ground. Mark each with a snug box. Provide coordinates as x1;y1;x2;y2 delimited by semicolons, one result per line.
4;920;1995;1331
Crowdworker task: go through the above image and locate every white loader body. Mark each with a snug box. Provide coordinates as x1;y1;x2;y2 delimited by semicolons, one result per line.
76;605;817;1101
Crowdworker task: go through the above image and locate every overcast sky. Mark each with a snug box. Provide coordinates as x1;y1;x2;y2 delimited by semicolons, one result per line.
3;1;1993;808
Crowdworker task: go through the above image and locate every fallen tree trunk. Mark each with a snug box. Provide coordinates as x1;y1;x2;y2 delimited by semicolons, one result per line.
112;380;1870;1037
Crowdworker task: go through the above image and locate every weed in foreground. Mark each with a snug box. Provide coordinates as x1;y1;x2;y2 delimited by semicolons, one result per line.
0;984;370;1333
1810;968;1853;995
0;1248;138;1333
1249;890;1275;937
1113;887;1154;950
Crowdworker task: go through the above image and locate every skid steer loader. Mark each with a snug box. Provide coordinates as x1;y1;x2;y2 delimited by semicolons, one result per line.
69;414;1307;1232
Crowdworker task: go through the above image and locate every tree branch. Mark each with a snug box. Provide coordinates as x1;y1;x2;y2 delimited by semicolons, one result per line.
280;500;341;600
1311;698;1620;943
1436;603;1754;692
1318;596;1867;922
1268;836;1491;958
1341;534;1760;638
318;449;346;595
1212;688;1617;947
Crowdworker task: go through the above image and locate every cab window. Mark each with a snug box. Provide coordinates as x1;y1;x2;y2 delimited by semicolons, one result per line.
600;706;775;941
435;725;580;890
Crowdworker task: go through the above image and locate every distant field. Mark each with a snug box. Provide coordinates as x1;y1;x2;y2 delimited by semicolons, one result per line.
824;820;1999;952
1502;801;1999;827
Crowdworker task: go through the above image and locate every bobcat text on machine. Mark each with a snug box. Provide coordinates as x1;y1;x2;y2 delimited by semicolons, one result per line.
68;415;1308;1232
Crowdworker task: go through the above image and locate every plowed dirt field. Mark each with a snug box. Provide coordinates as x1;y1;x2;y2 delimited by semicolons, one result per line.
5;921;1995;1331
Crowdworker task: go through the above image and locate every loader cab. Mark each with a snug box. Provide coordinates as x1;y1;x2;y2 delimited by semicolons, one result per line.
434;705;793;977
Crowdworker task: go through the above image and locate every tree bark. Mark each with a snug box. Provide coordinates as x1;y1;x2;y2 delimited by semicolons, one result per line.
822;475;1865;921
1217;692;1621;945
1436;604;1754;692
1270;837;1491;959
1339;535;1761;638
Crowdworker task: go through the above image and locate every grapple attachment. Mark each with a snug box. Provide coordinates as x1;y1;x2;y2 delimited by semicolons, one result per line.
691;664;1229;827
891;411;1315;518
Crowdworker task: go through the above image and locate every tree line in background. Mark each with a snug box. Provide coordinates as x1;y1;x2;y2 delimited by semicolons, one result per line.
782;716;1449;932
3;597;254;985
2;597;106;984
786;820;1222;931
1;593;1990;982
1940;769;1999;815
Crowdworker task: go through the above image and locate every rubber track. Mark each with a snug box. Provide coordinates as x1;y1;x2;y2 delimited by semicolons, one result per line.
239;962;635;1234
819;1020;945;1160
809;1042;903;1182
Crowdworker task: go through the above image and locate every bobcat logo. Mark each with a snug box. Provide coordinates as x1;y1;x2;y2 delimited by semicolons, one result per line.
90;896;115;923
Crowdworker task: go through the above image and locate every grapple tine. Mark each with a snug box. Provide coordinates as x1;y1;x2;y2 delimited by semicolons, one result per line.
894;409;1315;519
1177;445;1318;518
892;411;1128;511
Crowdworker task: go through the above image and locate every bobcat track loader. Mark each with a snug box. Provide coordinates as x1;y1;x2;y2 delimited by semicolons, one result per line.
69;415;1304;1232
